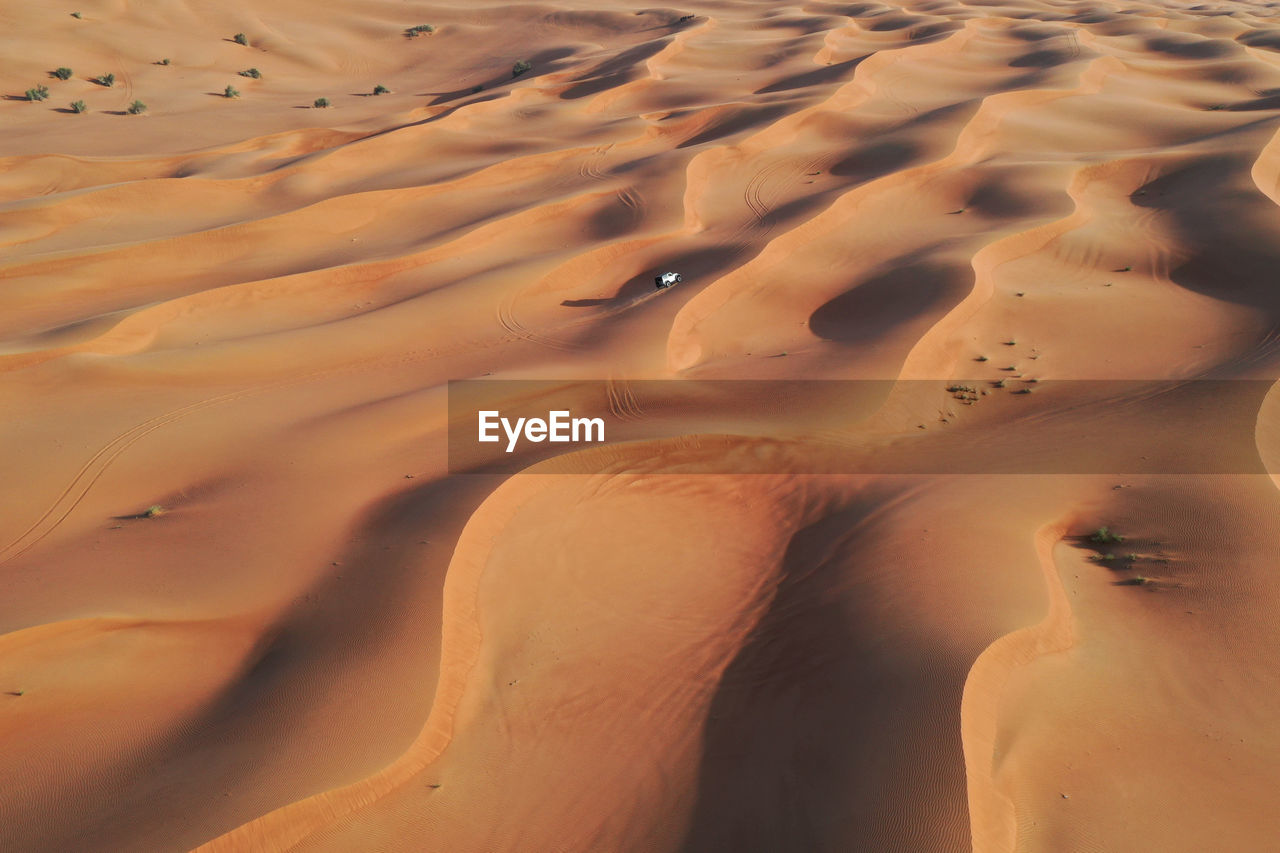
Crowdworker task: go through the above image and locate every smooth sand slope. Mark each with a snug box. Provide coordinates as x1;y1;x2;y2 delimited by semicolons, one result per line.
6;0;1280;850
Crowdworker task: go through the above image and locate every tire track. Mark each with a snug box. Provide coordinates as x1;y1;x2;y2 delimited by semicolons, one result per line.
0;384;262;566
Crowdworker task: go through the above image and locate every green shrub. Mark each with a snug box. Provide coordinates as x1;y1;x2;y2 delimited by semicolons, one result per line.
512;60;532;77
404;24;434;37
373;84;390;95
233;32;249;45
127;99;147;114
95;72;114;87
238;67;261;78
52;67;73;80
25;85;50;101
313;97;330;108
70;99;87;113
143;504;165;517
70;11;82;18
1090;526;1124;544
224;84;240;98
155;58;171;65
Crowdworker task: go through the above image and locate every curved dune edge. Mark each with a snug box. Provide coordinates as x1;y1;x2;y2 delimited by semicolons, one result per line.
193;440;846;851
193;474;530;853
959;520;1074;853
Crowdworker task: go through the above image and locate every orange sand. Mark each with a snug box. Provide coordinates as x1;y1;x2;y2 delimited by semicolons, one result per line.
5;0;1280;850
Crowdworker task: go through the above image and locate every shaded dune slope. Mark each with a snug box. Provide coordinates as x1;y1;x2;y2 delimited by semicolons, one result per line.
6;0;1280;851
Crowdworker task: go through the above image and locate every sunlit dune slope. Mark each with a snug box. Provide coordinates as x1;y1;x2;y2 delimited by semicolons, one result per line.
6;0;1280;850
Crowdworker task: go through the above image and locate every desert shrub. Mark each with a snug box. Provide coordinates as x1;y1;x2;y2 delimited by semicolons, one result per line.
404;24;434;37
373;84;390;95
224;84;240;98
70;99;87;112
70;11;82;18
127;99;147;114
1090;526;1124;544
239;67;261;78
52;67;73;80
313;97;330;108
233;33;249;45
155;58;171;65
25;85;50;101
95;72;114;87
512;59;532;77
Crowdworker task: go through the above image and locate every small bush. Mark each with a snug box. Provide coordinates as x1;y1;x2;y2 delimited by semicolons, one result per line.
373;84;390;95
71;11;82;18
224;85;240;98
95;72;115;87
1090;526;1124;545
512;59;532;77
70;99;87;113
52;67;73;80
155;58;171;65
127;99;147;114
25;85;50;101
239;67;261;78
975;355;988;362
404;24;434;37
313;97;330;108
233;32;249;45
143;504;166;517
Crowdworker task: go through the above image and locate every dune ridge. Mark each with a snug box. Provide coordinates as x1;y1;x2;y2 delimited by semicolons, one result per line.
7;0;1280;850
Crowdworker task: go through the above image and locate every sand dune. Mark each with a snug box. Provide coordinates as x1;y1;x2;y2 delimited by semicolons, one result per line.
6;0;1280;850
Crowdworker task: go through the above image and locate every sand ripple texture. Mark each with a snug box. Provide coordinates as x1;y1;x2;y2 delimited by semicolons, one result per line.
5;0;1280;851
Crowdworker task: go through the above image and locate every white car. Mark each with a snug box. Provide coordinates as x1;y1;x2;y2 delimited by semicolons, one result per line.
655;271;683;289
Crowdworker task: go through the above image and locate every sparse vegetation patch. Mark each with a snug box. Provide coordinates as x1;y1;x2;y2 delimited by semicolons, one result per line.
233;33;249;45
25;85;50;101
513;60;532;77
94;72;115;87
127;100;147;114
238;68;261;78
373;84;390;95
70;99;87;113
404;24;435;37
313;97;330;108
224;85;240;98
52;67;73;80
1090;526;1124;544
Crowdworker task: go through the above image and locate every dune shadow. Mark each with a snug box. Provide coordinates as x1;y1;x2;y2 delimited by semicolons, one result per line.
829;139;921;182
754;56;866;95
809;257;967;343
426;46;578;105
1009;46;1078;67
1236;30;1280;52
676;501;972;852
676;103;792;149
1132;156;1280;319
1142;34;1236;59
561;297;614;307
559;38;669;100
79;473;503;850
